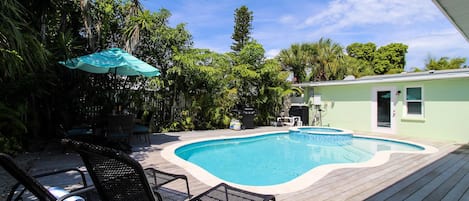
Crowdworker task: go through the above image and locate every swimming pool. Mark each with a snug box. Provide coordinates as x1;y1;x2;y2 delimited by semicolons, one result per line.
162;127;437;194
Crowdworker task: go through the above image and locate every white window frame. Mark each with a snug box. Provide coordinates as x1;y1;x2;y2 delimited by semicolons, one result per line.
404;86;424;118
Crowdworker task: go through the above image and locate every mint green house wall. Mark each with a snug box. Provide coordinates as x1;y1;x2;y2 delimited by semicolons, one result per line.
309;78;469;142
312;84;372;132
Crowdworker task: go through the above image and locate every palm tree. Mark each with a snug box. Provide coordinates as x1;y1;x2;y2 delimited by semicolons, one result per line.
0;0;48;81
78;0;143;51
310;38;346;81
123;10;154;52
277;43;314;83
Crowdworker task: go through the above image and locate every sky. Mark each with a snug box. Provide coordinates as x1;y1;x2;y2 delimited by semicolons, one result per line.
141;0;469;71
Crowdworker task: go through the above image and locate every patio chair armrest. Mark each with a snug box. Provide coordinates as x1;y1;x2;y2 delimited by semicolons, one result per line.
8;168;90;200
56;185;97;201
190;183;276;201
144;167;191;198
32;168;89;187
144;167;187;180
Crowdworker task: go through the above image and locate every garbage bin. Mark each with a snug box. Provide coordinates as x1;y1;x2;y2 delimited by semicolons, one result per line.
241;107;256;129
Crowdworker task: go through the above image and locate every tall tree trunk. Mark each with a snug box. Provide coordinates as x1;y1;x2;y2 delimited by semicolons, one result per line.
80;0;94;50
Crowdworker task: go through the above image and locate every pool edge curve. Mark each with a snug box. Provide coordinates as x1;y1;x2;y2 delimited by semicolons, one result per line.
161;129;438;194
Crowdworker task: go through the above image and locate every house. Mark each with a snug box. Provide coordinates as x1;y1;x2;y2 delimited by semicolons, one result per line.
286;0;469;142
293;69;469;142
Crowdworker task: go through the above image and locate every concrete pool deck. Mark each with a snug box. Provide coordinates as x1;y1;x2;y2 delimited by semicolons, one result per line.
2;126;468;200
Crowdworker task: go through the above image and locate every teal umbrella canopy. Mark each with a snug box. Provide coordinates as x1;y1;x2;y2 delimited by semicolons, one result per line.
59;48;160;77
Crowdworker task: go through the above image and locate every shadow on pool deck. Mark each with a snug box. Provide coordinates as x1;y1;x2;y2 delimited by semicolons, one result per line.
365;144;469;201
149;133;181;145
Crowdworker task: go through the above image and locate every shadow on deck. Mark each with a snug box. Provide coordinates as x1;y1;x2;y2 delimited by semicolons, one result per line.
365;144;469;201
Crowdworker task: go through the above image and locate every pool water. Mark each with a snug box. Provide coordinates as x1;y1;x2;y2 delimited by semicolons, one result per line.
175;132;424;186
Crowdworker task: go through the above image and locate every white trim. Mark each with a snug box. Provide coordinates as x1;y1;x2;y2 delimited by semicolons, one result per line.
403;85;425;119
371;87;397;134
294;69;469;87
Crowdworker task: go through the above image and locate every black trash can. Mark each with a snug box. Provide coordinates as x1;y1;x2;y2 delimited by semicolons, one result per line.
241;107;256;129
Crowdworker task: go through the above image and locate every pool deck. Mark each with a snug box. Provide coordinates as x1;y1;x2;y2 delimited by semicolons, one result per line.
3;126;468;200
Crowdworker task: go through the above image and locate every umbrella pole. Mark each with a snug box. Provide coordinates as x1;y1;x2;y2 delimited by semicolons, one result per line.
114;68;117;103
113;68;118;107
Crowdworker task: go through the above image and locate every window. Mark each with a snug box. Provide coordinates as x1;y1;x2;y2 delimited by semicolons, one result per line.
405;87;423;116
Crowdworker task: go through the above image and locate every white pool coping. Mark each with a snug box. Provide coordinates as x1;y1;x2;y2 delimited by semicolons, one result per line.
161;130;438;194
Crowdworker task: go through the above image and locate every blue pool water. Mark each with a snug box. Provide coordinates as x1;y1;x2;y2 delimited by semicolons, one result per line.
175;131;424;186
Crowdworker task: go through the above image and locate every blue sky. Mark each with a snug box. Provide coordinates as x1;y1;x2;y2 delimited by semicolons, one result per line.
141;0;469;70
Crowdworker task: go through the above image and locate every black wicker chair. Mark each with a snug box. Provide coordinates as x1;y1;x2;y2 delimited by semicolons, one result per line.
190;183;276;201
0;153;96;201
62;139;276;201
62;139;190;201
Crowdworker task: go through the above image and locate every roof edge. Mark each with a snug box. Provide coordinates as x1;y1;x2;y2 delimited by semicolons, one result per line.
294;69;469;87
432;0;469;42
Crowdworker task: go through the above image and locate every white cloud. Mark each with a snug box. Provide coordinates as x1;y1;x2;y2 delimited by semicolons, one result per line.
303;0;440;36
265;49;280;59
403;29;469;69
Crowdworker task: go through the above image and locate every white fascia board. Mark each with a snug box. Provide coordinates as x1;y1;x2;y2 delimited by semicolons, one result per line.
294;71;469;87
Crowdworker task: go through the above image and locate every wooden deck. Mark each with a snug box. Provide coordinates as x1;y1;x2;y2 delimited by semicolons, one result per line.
5;127;466;201
130;127;469;201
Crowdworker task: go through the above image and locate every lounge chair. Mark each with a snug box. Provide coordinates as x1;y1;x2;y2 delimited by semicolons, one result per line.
0;153;96;201
62;139;276;201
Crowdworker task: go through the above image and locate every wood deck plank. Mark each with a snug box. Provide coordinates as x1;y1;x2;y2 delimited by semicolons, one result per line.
423;155;469;201
292;150;438;201
385;154;465;201
363;150;458;201
441;172;469;201
322;154;431;200
460;187;469;201
404;154;469;201
352;144;459;200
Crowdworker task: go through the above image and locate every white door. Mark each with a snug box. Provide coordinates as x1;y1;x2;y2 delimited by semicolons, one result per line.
371;87;396;134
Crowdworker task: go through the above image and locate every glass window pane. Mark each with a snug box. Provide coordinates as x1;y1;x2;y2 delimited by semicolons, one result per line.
406;87;421;100
407;102;422;114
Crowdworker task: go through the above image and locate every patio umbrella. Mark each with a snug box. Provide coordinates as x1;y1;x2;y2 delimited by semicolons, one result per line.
59;48;160;77
59;48;160;106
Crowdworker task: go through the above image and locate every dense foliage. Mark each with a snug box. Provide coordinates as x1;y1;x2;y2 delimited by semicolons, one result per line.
278;40;411;82
424;56;467;70
0;1;292;153
1;1;466;154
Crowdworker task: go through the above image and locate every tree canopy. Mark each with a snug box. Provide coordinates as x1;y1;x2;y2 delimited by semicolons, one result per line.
425;56;467;70
0;1;294;154
372;43;408;74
